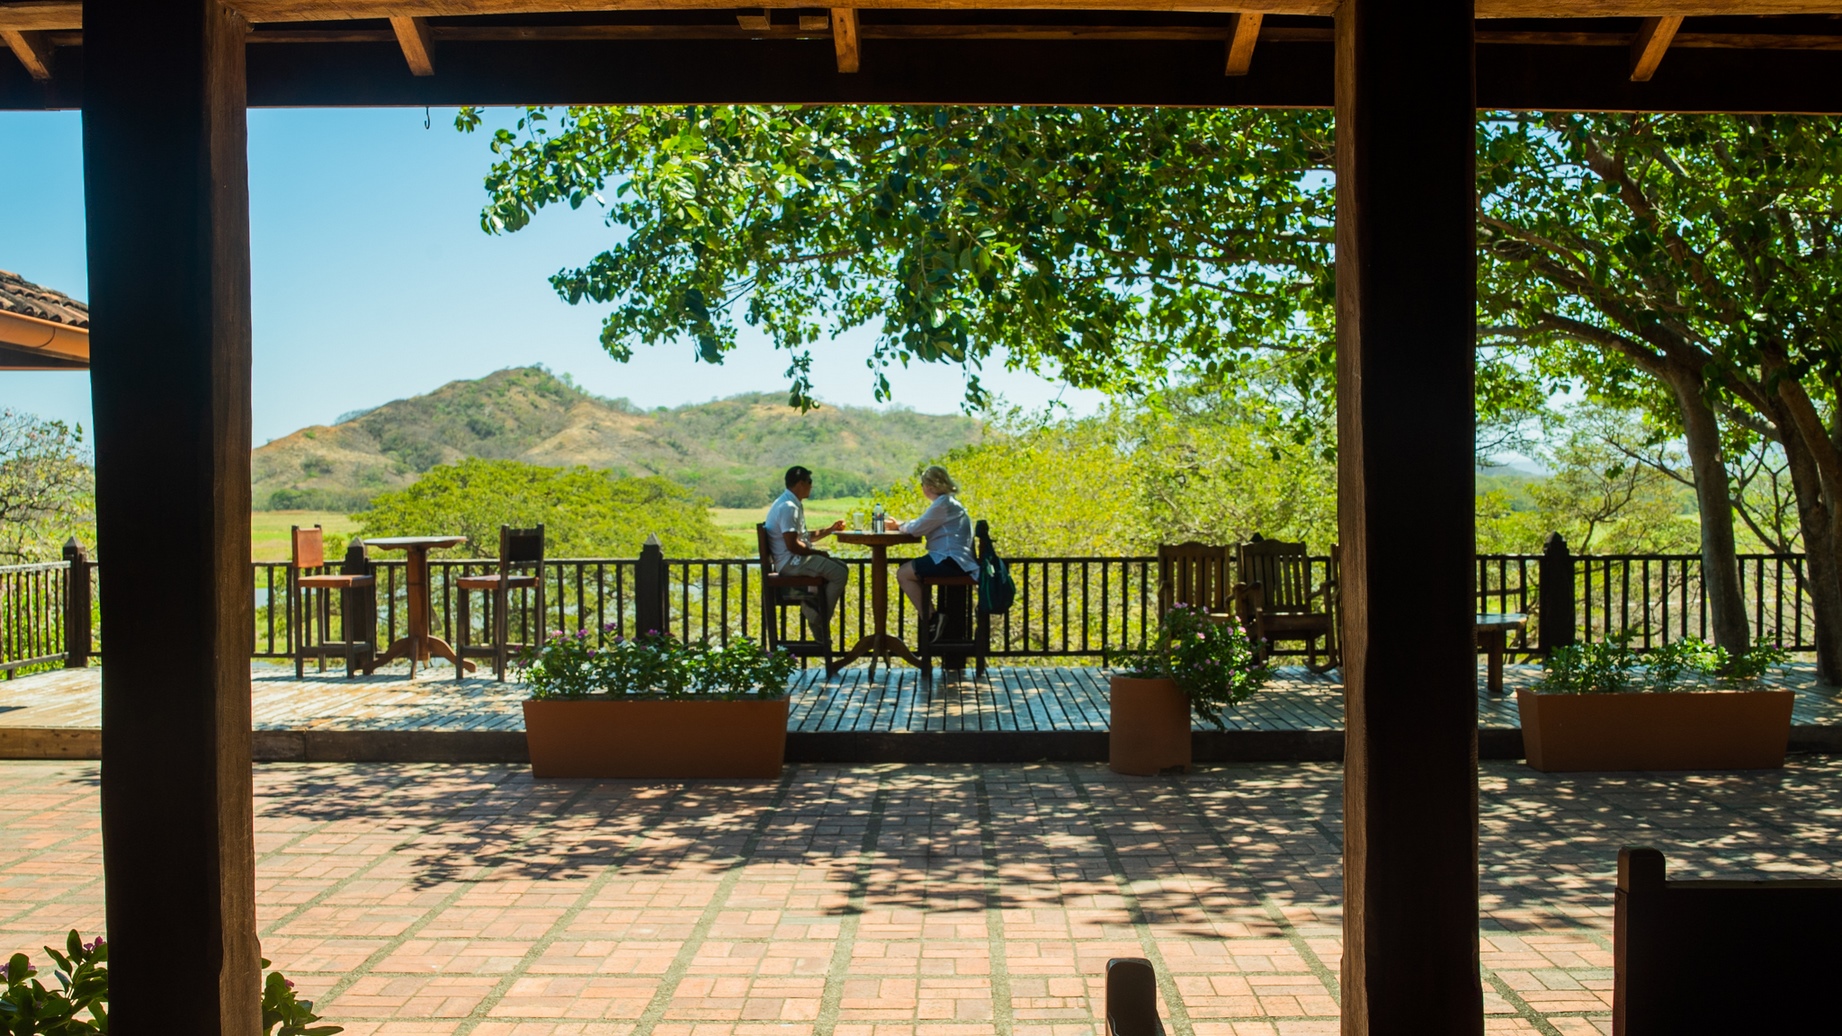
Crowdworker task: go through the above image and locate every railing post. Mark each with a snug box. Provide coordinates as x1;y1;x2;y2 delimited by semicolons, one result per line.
63;538;92;668
636;534;669;636
1539;532;1575;654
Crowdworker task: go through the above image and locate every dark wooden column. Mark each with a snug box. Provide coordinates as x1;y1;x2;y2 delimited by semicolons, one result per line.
82;1;260;1032
1333;1;1481;1034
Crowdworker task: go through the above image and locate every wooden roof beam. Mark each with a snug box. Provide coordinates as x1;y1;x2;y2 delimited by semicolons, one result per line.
1224;11;1260;75
389;13;435;74
832;7;859;72
1630;14;1682;80
1;26;51;78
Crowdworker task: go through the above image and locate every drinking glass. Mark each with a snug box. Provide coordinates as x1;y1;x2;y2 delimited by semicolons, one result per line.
849;511;864;533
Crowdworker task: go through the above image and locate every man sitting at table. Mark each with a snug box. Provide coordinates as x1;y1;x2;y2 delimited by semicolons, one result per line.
765;465;849;645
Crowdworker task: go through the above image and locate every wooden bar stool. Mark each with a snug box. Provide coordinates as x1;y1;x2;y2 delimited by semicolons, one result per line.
456;524;546;681
756;522;834;669
289;525;377;678
917;519;992;681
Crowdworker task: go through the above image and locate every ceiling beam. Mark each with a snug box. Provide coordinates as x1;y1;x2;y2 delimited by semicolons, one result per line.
831;7;860;71
1;26;50;78
389;14;434;74
12;0;1842;32
1224;11;1260;74
1630;14;1682;80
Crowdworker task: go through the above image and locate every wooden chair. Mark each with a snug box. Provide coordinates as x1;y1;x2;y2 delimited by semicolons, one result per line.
289;525;376;678
456;524;546;682
1156;541;1236;620
917;519;992;681
756;523;834;668
1234;537;1340;673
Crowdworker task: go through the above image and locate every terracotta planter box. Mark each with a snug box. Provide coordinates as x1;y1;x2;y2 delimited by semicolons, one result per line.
1108;676;1192;775
1517;687;1794;772
523;697;788;779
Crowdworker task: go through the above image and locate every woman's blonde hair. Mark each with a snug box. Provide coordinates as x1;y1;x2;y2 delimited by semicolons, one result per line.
919;465;959;494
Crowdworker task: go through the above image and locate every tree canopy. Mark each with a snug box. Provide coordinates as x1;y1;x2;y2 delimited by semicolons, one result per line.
0;409;92;563
461;104;1336;412
352;459;738;557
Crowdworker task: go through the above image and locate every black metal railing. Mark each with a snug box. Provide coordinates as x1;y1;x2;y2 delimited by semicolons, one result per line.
11;536;1823;675
0;560;70;677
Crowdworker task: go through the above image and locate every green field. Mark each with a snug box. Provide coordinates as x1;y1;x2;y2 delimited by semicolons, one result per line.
252;510;359;561
711;495;921;557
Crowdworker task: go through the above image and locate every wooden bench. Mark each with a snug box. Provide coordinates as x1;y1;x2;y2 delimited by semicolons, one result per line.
1616;845;1842;1033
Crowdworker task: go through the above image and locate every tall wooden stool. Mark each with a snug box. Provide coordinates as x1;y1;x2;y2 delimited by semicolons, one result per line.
918;520;993;681
289;525;377;678
756;523;834;669
456;524;546;681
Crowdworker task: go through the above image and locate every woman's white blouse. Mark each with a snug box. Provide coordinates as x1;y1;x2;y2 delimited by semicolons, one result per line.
899;494;977;574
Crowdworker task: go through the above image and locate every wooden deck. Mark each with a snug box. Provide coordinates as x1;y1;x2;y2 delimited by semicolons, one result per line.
4;660;1840;762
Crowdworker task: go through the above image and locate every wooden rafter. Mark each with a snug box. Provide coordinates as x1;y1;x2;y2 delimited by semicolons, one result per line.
12;1;1842;32
1;26;50;78
1630;14;1683;80
831;7;859;72
1224;11;1261;75
389;14;434;74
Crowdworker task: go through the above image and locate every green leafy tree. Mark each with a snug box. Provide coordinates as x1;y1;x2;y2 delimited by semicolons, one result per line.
0;409;93;564
460;104;1338;412
1478;113;1842;672
352;459;739;557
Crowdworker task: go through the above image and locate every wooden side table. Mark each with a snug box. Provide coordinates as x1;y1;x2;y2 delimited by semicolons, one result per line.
830;531;922;677
363;535;474;678
1476;612;1530;695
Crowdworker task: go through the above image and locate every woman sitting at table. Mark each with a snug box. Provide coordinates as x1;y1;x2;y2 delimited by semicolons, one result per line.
885;465;977;637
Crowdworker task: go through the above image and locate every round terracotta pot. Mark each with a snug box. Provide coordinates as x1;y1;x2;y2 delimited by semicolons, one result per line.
1108;675;1192;775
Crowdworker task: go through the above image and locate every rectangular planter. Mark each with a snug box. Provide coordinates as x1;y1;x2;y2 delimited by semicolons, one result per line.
1517;687;1793;772
523;697;788;779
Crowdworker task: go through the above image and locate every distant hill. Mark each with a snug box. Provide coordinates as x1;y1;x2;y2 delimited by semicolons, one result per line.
252;366;983;510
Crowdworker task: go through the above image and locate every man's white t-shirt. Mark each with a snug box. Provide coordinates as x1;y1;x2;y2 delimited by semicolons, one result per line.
764;488;806;572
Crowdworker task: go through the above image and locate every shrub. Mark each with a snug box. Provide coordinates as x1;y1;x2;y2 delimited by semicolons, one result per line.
520;629;796;700
1537;633;1789;694
0;930;340;1035
1114;603;1269;730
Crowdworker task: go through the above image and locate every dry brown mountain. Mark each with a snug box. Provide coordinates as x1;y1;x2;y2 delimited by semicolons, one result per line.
253;366;983;510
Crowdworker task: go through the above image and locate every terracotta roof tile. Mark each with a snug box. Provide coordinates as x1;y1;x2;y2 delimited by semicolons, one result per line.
0;269;88;327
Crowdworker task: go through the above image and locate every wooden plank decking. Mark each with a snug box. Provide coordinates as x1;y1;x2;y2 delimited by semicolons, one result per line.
4;660;1841;762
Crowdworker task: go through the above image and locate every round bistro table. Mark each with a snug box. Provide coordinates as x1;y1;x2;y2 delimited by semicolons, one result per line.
362;535;474;678
830;530;923;677
1476;612;1530;695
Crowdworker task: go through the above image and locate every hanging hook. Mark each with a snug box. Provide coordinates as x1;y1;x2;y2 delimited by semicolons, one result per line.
424;106;431;130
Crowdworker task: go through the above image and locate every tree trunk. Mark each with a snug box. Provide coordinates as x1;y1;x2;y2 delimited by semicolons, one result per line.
1777;416;1842;683
1665;368;1751;654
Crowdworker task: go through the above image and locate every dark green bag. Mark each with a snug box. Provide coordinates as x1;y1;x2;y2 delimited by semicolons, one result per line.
978;542;1016;614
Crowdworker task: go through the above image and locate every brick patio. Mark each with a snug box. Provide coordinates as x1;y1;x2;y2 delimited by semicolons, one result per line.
4;758;1839;1034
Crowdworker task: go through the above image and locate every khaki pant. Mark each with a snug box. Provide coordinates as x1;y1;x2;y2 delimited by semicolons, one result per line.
781;554;849;630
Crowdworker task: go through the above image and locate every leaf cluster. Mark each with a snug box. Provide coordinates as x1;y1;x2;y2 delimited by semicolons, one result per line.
520;628;797;700
1537;632;1789;694
461;104;1337;411
1115;604;1269;729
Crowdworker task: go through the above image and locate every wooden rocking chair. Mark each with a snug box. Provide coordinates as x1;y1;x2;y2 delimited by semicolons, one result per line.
1156;541;1236;621
1234;537;1341;673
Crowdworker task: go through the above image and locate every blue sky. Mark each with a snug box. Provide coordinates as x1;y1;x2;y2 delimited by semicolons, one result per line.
0;107;1101;445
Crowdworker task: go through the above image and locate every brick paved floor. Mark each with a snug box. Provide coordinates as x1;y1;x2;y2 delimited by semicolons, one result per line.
3;759;1840;1035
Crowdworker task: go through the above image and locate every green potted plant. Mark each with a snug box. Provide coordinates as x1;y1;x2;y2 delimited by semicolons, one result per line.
519;627;799;779
1108;604;1270;775
1519;633;1793;772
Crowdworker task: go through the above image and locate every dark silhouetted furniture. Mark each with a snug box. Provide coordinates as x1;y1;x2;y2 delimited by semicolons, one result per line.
917;519;992;681
289;524;376;678
1105;957;1164;1036
756;522;834;669
1156;541;1235;620
456;524;546;682
1616;846;1842;1034
1234;537;1340;672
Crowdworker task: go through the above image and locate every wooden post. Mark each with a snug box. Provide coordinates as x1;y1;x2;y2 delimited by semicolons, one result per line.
62;537;91;668
636;534;669;636
82;1;261;1032
1334;1;1481;1033
1538;532;1575;654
